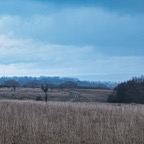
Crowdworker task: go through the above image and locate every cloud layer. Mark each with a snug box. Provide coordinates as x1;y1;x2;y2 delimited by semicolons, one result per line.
1;0;144;15
0;35;144;81
0;0;144;81
1;7;144;56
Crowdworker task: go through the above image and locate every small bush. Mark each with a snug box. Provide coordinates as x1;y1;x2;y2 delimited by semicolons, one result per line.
35;96;43;101
107;94;117;103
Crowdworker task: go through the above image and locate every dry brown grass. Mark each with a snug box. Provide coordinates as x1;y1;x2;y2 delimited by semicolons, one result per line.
0;100;144;144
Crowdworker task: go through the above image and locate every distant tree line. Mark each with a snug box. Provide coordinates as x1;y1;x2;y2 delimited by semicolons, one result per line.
0;80;111;91
0;76;116;89
108;76;144;104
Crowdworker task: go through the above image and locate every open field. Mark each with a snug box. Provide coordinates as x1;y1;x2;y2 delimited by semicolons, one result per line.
0;100;144;144
0;88;112;102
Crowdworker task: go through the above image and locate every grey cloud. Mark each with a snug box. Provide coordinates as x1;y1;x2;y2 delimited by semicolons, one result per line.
0;35;144;81
1;8;143;56
0;0;55;16
37;0;144;14
0;0;144;16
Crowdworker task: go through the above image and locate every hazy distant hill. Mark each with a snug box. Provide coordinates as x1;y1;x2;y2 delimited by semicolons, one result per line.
0;76;118;89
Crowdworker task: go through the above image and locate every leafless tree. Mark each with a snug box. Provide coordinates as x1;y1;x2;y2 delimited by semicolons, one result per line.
41;85;49;102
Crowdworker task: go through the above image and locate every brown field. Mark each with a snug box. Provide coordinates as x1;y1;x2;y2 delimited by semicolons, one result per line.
0;100;144;144
0;88;112;102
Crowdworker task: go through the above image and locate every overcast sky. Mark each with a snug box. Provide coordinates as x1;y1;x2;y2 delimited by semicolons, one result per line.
0;0;144;82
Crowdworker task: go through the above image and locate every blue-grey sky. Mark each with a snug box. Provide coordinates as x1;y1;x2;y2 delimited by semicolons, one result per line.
0;0;144;82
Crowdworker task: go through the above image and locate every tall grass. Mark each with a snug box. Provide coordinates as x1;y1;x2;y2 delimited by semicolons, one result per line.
0;100;144;144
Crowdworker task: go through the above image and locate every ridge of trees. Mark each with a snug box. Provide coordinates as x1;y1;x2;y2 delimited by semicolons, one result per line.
0;76;117;89
3;80;20;91
108;76;144;104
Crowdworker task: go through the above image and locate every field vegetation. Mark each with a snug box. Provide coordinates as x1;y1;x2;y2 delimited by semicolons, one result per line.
0;88;112;102
0;76;144;144
0;100;144;144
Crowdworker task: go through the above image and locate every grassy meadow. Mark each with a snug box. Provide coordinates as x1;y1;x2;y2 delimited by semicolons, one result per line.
0;88;112;102
0;100;144;144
